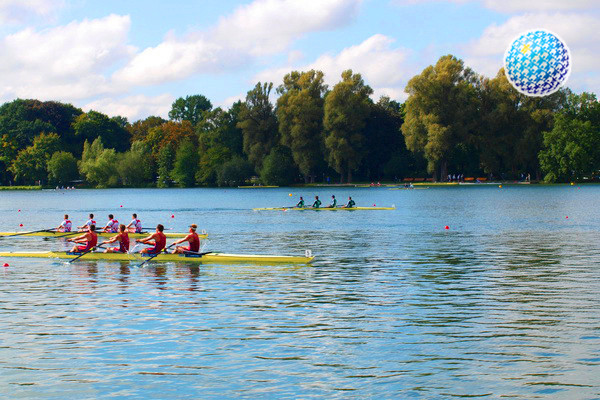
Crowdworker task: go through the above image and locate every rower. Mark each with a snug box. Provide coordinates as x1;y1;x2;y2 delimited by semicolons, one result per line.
312;195;321;208
137;224;167;254
67;224;98;253
296;196;305;208
77;213;96;231
342;196;356;208
171;224;200;254
102;224;130;253
103;214;119;233
57;214;72;232
327;195;337;208
126;213;143;233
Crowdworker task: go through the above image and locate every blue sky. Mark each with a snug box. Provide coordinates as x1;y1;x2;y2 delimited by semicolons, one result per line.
0;0;598;121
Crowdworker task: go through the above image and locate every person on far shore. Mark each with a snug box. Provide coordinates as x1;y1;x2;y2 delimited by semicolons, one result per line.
296;196;305;208
78;213;96;231
343;196;356;208
102;224;130;253
171;224;200;254
57;214;72;232
312;196;321;208
327;195;337;208
137;224;167;254
126;213;143;233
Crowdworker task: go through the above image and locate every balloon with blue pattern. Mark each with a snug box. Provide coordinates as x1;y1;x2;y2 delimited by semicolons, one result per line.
504;29;571;97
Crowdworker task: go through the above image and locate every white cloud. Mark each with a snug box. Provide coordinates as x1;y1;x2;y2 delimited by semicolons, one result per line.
394;0;599;13
255;34;412;101
218;93;246;109
0;14;135;102
83;94;174;121
113;0;361;87
0;0;64;24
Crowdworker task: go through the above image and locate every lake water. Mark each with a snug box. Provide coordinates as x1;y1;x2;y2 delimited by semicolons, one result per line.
0;186;599;398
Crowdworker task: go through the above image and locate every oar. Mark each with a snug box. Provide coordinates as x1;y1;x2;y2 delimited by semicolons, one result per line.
142;227;173;231
51;231;83;239
3;228;57;238
68;244;105;263
137;243;176;268
182;250;213;257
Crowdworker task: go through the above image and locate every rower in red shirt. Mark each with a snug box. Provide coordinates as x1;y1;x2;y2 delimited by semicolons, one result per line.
137;224;167;254
171;224;201;254
67;224;98;253
101;224;130;253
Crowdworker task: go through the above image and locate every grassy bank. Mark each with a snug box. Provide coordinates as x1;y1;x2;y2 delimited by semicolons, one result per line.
0;186;42;191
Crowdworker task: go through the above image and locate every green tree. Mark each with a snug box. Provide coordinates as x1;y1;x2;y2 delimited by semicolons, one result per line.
276;70;327;182
9;133;61;184
47;151;79;185
79;138;119;187
128;116;166;143
217;156;254;187
237;82;278;171
169;95;212;125
260;146;298;185
197;105;244;156
156;142;175;188
73;111;131;152
402;55;479;180
323;70;373;183
196;145;232;186
171;139;199;187
539;93;600;182
117;141;154;186
362;97;406;180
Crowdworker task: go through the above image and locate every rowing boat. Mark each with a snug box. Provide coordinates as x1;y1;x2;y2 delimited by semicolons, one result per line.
0;251;314;264
253;206;395;211
0;231;208;239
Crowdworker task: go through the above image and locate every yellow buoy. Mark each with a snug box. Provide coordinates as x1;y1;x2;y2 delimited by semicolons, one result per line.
499;185;502;188
570;182;574;186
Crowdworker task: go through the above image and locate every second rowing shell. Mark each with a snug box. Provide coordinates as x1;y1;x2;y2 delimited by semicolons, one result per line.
0;231;208;239
253;206;395;211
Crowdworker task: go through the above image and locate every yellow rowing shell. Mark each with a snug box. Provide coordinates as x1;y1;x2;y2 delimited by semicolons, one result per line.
0;231;208;239
253;206;395;211
0;251;313;264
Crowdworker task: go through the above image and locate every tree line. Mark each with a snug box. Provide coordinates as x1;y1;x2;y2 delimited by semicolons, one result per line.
0;54;598;188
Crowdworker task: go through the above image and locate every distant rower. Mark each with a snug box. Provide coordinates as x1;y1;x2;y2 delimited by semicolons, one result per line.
103;214;119;233
171;224;200;254
312;196;321;208
327;195;337;208
296;196;305;208
137;224;166;254
57;214;72;232
102;224;130;253
343;196;356;208
126;213;143;233
78;213;96;231
67;224;97;253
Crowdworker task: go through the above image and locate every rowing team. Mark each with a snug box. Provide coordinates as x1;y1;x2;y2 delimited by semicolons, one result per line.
295;195;355;209
57;213;144;233
67;224;201;255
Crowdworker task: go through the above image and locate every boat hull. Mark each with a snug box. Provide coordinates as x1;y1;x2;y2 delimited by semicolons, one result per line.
0;231;207;239
253;206;395;211
0;251;314;264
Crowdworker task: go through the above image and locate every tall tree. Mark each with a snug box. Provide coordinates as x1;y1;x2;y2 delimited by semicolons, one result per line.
47;151;79;186
276;70;327;183
237;82;278;171
169;95;212;126
78;138;119;187
171;139;199;187
402;55;479;180
73;111;131;152
9;133;61;185
323;70;373;183
539;92;600;182
128;116;167;143
156;142;176;188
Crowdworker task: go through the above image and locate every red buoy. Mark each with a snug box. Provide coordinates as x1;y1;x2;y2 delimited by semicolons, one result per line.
444;225;450;230
171;214;175;218
18;209;21;212
566;216;569;219
19;223;23;227
2;263;8;267
120;205;123;207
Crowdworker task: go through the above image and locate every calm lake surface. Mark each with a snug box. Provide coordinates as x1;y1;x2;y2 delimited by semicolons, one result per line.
0;186;599;399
